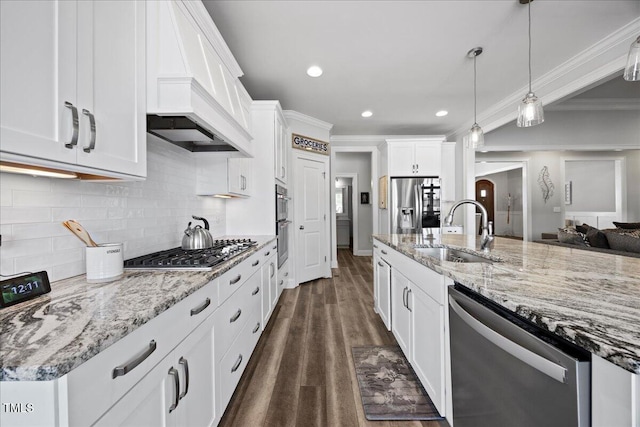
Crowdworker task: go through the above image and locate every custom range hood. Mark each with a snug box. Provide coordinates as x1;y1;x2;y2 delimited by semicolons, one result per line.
146;1;253;156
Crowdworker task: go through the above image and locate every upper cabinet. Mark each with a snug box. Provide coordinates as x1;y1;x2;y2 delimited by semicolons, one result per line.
146;1;253;156
196;155;251;198
0;0;146;179
275;112;288;184
387;138;445;177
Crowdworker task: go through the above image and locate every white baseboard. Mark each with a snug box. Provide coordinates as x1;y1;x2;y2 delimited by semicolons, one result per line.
354;249;373;256
331;260;339;269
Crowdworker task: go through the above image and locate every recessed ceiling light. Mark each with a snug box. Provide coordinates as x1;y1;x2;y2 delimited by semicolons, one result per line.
435;110;448;117
306;65;323;77
361;110;373;118
480;150;488;153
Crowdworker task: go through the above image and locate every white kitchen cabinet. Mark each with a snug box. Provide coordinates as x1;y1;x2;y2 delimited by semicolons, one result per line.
373;252;391;330
0;0;146;179
196;155;252;198
261;247;278;328
441;142;456;202
391;269;412;357
411;282;445;415
278;259;290;293
387;138;444;177
95;313;217;427
275;111;288;184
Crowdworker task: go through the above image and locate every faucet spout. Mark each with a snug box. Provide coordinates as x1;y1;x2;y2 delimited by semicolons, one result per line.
444;199;494;251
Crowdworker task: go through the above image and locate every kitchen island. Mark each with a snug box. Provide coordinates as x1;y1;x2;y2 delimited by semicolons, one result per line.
374;233;640;374
374;233;640;427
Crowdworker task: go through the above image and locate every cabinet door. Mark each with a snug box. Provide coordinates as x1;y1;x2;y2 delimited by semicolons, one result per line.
94;352;175;427
440;142;456;201
0;0;78;164
175;314;218;427
275;114;287;183
388;143;415;176
261;261;273;327
391;269;411;357
411;285;445;415
374;256;391;330
414;142;441;176
75;0;146;177
228;158;244;194
269;257;278;310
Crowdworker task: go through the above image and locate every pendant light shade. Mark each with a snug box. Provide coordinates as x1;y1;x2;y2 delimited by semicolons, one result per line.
623;35;640;82
516;0;544;127
467;47;484;149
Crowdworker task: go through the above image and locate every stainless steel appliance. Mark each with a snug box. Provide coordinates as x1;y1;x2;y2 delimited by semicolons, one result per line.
275;185;290;268
448;284;590;427
123;239;257;271
181;215;214;250
390;177;441;234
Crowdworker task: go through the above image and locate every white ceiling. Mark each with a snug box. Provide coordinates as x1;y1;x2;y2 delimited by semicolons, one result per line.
203;1;640;136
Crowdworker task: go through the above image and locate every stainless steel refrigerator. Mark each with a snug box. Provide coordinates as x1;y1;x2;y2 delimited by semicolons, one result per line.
390;177;441;234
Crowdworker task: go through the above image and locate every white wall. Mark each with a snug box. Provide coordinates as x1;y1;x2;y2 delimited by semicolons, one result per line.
566;160;616;212
0;137;226;282
335;152;373;254
479;169;524;237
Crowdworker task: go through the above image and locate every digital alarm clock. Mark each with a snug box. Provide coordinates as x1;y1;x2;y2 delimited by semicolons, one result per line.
0;271;51;308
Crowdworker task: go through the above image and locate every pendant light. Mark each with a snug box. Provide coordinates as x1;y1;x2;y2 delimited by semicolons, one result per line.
468;47;484;148
517;0;544;127
623;35;640;81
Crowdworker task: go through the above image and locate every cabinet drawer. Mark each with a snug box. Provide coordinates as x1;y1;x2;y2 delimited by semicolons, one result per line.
218;305;262;412
218;251;261;305
277;259;289;289
66;301;183;426
215;270;261;360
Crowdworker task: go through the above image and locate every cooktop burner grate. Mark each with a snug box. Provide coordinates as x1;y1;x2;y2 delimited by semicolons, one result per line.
124;239;257;270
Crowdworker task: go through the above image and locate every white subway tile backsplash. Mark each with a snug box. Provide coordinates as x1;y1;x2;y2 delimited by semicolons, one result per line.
1;141;227;282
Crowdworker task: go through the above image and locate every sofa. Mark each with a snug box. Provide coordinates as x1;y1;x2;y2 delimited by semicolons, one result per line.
535;222;640;259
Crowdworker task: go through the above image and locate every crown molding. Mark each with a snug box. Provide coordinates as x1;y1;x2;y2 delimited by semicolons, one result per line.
546;98;640;111
283;110;334;131
477;143;640;152
448;17;640;140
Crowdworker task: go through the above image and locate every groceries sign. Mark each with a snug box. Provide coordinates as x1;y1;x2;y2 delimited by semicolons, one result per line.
292;133;330;155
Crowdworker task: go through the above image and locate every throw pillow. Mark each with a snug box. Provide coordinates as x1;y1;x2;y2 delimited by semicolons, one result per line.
604;230;640;253
613;221;640;230
557;227;589;246
585;227;610;249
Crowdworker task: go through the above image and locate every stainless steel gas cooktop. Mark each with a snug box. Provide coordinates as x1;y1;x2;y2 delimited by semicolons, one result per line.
123;239;257;271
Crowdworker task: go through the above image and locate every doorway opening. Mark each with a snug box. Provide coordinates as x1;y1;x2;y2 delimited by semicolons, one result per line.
335;174;358;253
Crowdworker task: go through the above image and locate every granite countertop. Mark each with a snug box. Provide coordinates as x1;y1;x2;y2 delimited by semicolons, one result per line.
373;233;640;375
0;235;276;381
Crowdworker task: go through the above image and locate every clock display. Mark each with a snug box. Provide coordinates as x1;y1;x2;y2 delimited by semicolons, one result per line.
0;272;51;308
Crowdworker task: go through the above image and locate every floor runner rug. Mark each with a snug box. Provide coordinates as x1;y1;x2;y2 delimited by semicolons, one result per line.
351;345;444;421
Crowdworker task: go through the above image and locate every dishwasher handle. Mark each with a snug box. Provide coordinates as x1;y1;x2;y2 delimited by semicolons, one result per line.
449;294;567;384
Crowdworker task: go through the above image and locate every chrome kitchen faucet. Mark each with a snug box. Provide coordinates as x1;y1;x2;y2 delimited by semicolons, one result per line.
444;199;495;252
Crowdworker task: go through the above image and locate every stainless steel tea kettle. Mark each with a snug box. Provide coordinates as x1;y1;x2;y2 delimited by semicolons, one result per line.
182;215;214;250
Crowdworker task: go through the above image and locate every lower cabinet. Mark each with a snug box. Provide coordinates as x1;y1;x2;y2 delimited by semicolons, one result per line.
261;253;278;329
373;253;391;330
391;268;412;357
95;313;217;427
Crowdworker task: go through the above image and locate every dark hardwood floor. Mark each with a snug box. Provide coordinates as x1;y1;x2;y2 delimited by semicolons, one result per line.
219;249;449;427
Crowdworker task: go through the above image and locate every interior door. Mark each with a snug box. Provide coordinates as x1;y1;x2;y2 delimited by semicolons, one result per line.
295;156;327;284
475;179;495;234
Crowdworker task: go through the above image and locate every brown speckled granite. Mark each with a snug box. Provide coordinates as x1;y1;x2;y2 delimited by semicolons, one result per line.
373;234;640;374
0;236;275;381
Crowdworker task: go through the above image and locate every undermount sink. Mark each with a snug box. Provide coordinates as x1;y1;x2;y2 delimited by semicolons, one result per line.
414;247;493;264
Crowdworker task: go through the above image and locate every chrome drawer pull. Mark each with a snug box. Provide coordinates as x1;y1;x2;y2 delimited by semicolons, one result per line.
272;245;277;250
230;309;242;323
190;298;211;316
82;109;96;153
112;340;157;378
378;261;384;267
168;367;180;413
285;272;289;277
252;322;260;333
373;244;379;249
252;286;260;295
264;251;271;257
231;354;243;373
64;101;79;148
252;260;259;267
381;250;387;255
230;274;242;285
178;357;189;400
279;279;284;286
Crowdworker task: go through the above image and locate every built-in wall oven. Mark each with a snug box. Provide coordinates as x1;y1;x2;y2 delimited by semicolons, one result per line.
275;185;290;268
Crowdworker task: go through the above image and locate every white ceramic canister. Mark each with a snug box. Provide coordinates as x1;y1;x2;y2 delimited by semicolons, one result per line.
86;243;124;283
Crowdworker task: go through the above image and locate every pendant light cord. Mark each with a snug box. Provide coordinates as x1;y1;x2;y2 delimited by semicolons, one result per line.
473;53;477;123
528;0;532;93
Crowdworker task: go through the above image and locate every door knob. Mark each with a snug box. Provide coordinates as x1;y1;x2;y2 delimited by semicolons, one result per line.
299;225;305;230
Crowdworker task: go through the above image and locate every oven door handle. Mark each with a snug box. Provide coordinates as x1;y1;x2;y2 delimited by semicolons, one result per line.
278;221;292;226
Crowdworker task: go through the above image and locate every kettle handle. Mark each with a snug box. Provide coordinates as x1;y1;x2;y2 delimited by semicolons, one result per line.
192;215;210;230
184;221;192;236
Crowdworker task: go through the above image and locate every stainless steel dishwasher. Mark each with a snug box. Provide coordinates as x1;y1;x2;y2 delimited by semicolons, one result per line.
448;284;590;427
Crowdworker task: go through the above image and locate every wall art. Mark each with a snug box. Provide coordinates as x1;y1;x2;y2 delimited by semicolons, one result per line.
537;166;554;204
